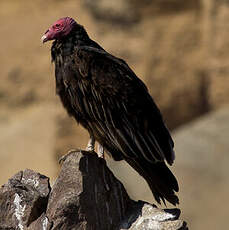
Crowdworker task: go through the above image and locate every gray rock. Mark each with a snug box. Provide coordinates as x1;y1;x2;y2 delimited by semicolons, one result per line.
0;169;50;229
0;151;187;230
120;201;187;230
46;150;131;229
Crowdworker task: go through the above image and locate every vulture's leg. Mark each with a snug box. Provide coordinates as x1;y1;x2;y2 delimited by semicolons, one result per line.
97;143;105;159
86;135;95;152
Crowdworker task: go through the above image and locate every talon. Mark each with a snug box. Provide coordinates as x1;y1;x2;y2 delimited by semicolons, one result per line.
97;143;105;159
86;135;95;152
86;145;94;152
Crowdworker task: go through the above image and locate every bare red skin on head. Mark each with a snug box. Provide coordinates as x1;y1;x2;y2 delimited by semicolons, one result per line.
42;17;76;43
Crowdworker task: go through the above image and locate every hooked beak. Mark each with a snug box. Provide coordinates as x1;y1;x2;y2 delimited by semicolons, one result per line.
41;29;50;43
41;34;48;43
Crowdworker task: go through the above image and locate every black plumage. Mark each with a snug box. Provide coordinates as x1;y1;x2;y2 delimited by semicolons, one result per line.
49;20;179;205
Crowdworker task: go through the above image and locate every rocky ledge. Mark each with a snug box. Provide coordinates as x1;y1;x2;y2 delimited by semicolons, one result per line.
0;150;188;230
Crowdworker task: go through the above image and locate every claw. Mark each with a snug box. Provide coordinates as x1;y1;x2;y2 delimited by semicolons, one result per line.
97;143;105;159
86;135;95;152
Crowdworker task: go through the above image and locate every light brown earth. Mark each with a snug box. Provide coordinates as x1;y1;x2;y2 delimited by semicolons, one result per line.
0;0;229;229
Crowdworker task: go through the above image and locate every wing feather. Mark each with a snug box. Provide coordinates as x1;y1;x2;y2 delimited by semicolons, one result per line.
73;46;174;164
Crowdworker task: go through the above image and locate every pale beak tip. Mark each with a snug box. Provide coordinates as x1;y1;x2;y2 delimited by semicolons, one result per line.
41;35;47;43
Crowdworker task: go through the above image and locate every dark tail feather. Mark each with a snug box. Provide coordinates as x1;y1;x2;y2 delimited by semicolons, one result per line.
125;158;179;206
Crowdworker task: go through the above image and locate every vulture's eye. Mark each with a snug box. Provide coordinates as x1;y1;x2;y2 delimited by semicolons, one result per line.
56;24;60;27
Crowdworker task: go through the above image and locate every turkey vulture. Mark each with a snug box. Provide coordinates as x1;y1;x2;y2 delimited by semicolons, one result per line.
42;17;179;205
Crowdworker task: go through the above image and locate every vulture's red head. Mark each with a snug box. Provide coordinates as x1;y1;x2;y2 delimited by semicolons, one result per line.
41;17;76;43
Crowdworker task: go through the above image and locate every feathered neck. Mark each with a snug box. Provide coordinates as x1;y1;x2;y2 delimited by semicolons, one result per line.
51;23;104;63
71;24;90;44
55;23;90;46
51;23;90;61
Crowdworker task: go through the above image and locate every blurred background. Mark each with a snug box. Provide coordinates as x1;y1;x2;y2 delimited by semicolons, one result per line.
0;0;229;229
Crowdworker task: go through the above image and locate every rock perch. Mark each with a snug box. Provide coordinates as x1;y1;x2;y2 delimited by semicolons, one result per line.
0;150;187;230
